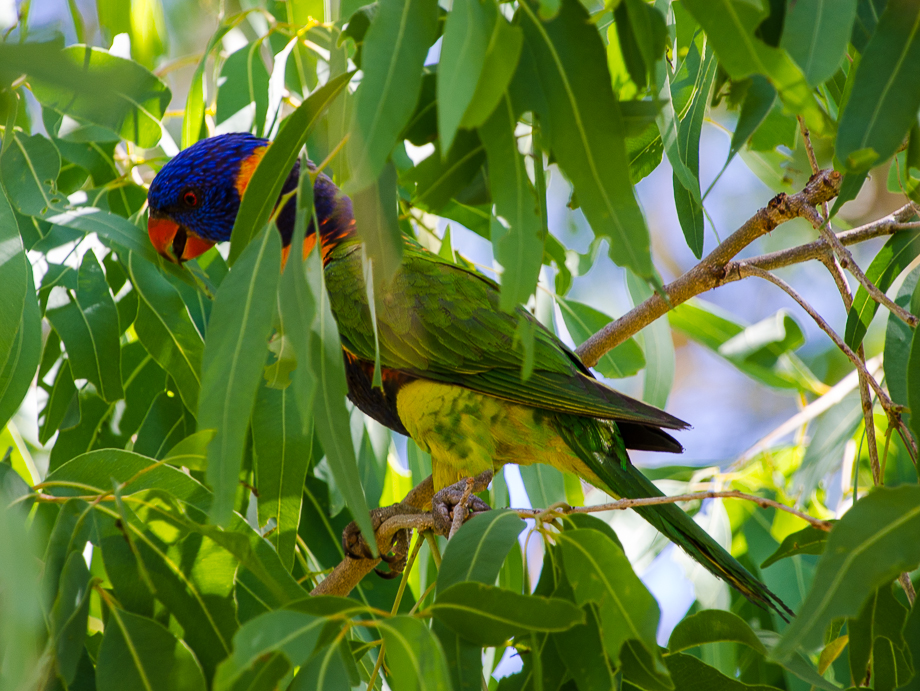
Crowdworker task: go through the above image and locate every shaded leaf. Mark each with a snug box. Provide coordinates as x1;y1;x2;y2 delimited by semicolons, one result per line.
252;384;312;571
96;609;207;691
47;251;124;403
774;485;920;658
480;94;544;311
844;230;920;349
129;253;204;412
837;0;920;171
346;0;439;191
162;429;215;472
379;616;452;691
782;0;858;87
520;0;653;278
430;582;583;645
760;526;831;569
556;296;645;379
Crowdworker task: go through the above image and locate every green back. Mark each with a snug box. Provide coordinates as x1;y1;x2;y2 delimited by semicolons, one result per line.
325;239;685;430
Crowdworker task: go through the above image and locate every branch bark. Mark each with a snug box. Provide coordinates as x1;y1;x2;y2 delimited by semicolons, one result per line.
575;169;843;367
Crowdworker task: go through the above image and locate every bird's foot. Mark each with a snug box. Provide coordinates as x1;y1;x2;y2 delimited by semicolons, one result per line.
431;470;494;538
342;503;424;578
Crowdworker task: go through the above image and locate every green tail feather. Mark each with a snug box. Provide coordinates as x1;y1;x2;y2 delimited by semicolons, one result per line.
557;418;793;619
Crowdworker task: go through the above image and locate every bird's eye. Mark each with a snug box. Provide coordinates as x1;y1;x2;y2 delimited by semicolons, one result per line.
183;190;198;207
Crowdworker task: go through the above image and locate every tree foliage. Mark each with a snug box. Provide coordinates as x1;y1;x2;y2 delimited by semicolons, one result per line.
0;0;919;689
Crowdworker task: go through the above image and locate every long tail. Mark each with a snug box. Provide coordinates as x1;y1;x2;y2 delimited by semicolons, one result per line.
557;420;793;620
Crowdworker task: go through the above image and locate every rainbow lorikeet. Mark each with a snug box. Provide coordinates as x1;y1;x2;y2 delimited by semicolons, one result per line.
147;132;789;616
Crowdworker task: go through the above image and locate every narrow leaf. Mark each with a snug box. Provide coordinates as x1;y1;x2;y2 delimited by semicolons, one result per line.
781;0;857;87
129;253;204;412
47;251;124;402
431;582;583;645
252;383;312;570
479;94;544;311
520;0;653;278
836;0;920;172
346;0;439;191
844;229;920;349
200;228;282;525
228;71;352;265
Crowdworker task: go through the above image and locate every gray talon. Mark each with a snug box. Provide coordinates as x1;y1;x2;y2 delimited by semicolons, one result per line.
431;471;494;536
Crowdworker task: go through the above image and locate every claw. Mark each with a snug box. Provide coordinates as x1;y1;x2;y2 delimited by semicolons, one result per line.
431;470;494;537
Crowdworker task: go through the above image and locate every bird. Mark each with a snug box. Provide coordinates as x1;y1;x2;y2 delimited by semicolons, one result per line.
147;132;790;617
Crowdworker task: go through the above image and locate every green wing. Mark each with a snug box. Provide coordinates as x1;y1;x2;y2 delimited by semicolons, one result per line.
326;240;685;430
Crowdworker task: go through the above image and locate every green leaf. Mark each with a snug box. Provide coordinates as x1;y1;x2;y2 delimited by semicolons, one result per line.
848;584;912;687
96;609;207;691
782;0;857;87
47;251;124;403
627;270;673;407
437;510;527;592
438;0;496;154
29;46;170;148
346;0;439;191
304;246;376;551
0;489;44;691
558;529;661;667
519;0;653;278
552;603;618;691
129;254;204;412
50;551;93;685
887;267;919;437
213;610;326;691
909;303;920;449
0;184;30;412
669;299;822;393
555;296;646;378
459;15;524;130
252;383;312;571
729;76;777;162
162;429;215;471
663;652;780;691
845;230;920;349
836;0;920;172
519;463;566;507
352;160;403;281
216;42;271;136
408;130;486;212
200;227;282;525
228;70;352;265
278;168;317;433
434;510;525;691
288;640;354;691
673;45;717;258
431;582;583;645
378;616;453;691
668;609;768;655
760;525;831;569
774;485;920;658
480;94;544;311
680;0;829;134
0;131;65;216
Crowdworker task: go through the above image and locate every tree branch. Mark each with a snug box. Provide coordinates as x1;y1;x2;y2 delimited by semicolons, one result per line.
575;169;843;367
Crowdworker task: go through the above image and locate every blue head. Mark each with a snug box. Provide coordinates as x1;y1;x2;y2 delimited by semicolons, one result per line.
147;132;314;262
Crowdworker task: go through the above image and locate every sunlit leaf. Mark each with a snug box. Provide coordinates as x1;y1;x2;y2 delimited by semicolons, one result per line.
200;227;281;525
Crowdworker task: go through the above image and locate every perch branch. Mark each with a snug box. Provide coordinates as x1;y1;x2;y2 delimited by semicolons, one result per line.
311;482;833;598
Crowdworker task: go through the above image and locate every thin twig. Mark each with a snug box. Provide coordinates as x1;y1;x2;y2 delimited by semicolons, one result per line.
576;169;843;366
738;264;892;407
509;490;832;531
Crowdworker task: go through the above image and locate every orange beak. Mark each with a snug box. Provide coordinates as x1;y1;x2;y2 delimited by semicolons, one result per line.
148;215;215;263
